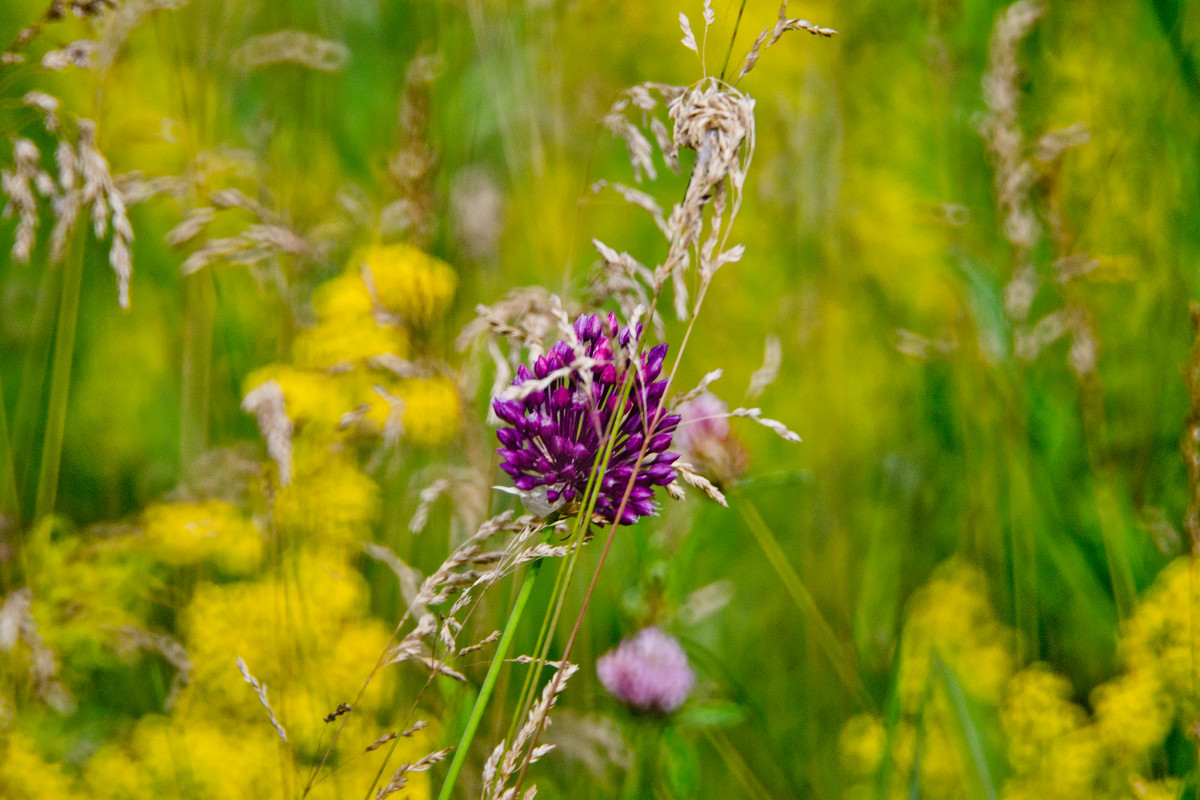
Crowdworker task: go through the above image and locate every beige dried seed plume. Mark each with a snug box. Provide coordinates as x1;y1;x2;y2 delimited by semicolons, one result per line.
232;31;349;72
746;334;781;400
736;3;836;82
979;0;1045;321
377;747;455;800
0;588;75;713
240;380;294;486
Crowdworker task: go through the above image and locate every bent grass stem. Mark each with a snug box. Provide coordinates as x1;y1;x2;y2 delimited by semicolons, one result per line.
729;485;873;710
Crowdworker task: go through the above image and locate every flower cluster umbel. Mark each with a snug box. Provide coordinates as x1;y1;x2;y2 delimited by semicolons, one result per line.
494;313;679;525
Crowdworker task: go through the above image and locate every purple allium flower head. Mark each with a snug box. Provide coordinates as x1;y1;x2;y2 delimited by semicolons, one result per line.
493;312;680;525
596;627;695;713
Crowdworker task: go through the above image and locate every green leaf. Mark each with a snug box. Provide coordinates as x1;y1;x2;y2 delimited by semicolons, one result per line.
676;700;747;730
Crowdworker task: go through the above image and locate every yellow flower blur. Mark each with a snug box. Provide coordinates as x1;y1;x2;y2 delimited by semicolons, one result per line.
356;243;457;325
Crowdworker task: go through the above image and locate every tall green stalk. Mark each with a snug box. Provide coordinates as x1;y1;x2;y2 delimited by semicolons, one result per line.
33;226;87;521
435;557;543;800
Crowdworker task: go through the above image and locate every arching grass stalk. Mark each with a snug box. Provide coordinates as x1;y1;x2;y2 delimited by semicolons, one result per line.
33;224;87;521
729;484;873;710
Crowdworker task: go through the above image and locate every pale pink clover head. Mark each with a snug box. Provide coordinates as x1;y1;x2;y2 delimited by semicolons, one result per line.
596;626;695;713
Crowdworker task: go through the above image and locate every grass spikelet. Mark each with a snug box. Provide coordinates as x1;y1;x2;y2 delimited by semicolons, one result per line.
235;657;287;742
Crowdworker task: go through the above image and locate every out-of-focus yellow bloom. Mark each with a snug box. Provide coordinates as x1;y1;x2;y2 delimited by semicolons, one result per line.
293;272;408;368
314;271;375;321
887;714;968;800
841;559;1015;800
838;713;886;776
142;500;263;575
245;364;352;430
1091;669;1172;759
87;714;437;800
273;440;380;542
334;371;459;447
898;559;1015;712
88;716;283;800
356;244;457;324
1123;557;1200;718
394;376;461;447
82;744;155;798
999;659;1172;797
1001;665;1088;774
182;549;370;713
0;735;75;799
292;317;405;369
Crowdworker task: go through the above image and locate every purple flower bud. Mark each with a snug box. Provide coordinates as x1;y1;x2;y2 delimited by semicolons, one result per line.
596;627;696;713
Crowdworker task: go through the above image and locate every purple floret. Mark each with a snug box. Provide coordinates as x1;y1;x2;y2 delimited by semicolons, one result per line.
596;627;695;713
493;312;680;525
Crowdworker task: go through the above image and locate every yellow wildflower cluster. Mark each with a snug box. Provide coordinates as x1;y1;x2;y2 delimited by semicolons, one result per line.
838;559;1187;800
840;559;1016;800
245;245;461;453
897;559;1015;712
142;500;263;575
293;272;408;370
2;441;435;800
273;439;381;545
80;708;436;800
392;375;462;447
0;734;75;799
1122;557;1200;717
356;243;458;325
999;662;1174;800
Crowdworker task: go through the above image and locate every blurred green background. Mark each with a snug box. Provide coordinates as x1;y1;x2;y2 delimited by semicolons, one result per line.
2;0;1200;798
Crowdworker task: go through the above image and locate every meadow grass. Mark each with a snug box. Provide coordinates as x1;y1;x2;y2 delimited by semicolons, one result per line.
1;1;1199;799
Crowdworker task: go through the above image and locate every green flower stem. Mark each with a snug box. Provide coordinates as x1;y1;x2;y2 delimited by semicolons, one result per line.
33;226;87;521
436;556;543;800
730;485;873;710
